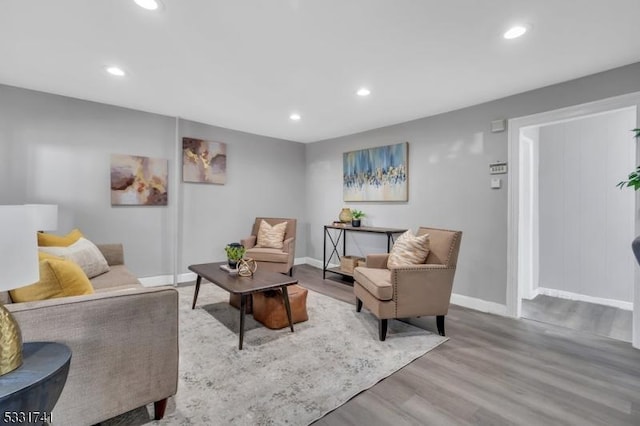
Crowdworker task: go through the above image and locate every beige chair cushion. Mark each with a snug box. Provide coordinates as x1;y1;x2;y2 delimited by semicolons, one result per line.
39;237;110;278
256;220;287;249
245;247;289;263
387;230;430;268
353;267;393;301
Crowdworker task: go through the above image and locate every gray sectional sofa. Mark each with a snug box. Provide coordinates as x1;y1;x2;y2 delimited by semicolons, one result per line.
2;244;179;426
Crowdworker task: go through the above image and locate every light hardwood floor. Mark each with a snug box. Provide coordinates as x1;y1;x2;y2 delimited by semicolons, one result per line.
522;294;632;342
292;265;640;426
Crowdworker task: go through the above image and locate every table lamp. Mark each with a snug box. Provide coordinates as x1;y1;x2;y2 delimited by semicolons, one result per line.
25;204;58;232
0;205;39;376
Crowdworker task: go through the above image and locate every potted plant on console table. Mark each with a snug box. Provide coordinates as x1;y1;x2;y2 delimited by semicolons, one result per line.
351;210;365;227
617;128;640;265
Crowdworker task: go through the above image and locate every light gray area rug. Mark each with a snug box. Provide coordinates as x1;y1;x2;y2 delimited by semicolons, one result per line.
103;284;447;425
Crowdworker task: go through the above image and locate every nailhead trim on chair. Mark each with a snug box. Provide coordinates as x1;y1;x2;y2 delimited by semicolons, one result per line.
391;265;457;317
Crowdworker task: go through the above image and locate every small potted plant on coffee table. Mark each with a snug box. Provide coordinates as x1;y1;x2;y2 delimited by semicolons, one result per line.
225;243;246;269
351;209;365;227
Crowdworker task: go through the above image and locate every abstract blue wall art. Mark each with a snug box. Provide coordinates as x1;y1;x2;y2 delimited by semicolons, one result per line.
343;142;408;201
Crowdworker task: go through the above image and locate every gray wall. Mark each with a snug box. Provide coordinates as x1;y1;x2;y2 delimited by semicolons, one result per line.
305;62;640;306
0;85;176;278
538;109;636;302
0;85;306;279
177;120;306;271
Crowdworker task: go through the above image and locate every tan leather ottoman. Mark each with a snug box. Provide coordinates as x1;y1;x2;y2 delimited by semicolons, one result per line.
252;284;309;329
229;293;253;313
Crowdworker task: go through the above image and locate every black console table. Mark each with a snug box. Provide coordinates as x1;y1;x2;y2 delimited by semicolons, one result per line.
323;225;406;279
0;342;71;426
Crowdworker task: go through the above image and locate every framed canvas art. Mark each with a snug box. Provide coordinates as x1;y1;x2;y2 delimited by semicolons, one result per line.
343;142;408;201
182;137;227;184
110;154;168;206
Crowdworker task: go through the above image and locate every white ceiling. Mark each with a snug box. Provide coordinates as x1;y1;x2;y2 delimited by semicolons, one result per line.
1;0;640;143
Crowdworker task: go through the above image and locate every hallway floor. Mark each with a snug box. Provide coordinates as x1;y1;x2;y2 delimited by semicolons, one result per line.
521;295;632;342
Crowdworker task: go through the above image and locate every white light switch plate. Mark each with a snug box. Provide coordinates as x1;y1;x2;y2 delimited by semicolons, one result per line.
491;178;501;189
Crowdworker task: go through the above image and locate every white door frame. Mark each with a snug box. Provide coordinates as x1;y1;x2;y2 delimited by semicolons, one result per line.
506;91;640;347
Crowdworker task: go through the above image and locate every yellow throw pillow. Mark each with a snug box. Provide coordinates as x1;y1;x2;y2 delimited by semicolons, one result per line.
10;258;94;303
38;251;63;261
37;228;84;247
387;230;430;268
255;220;287;249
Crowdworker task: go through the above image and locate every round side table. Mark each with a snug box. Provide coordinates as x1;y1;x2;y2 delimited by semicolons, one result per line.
0;342;71;426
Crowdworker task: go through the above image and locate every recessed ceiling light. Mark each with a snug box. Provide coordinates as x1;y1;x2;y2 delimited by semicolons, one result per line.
134;0;160;10
357;88;371;97
290;113;301;121
106;66;126;77
503;25;528;39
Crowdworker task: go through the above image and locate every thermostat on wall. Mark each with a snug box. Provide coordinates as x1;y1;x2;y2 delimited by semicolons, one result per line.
489;162;507;174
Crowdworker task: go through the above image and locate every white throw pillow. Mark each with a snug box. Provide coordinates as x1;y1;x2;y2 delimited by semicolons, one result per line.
39;237;110;278
387;230;430;268
255;220;288;249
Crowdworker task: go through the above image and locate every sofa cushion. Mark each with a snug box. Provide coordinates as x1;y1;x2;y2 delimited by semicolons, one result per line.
388;229;430;268
90;265;141;290
37;228;84;247
39;237;110;278
245;247;289;263
353;267;393;301
256;220;287;249
10;258;94;303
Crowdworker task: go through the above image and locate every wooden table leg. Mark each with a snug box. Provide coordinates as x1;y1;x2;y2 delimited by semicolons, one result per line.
191;275;202;309
281;285;294;332
239;294;246;350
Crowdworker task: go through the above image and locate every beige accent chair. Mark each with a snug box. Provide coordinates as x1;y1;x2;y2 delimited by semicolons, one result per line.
241;217;297;276
354;227;462;341
3;244;179;426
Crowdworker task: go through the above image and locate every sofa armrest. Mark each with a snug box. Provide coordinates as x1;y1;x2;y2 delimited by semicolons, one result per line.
366;253;389;269
241;235;257;249
7;286;179;425
391;264;456;317
96;243;124;266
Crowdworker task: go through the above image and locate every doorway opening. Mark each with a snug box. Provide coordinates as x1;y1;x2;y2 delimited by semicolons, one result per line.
507;92;640;347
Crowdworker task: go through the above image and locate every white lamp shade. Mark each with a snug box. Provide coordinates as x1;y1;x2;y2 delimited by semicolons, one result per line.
0;206;39;291
24;204;58;232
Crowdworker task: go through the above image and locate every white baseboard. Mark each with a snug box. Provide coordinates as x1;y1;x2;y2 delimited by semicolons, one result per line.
450;293;508;316
177;272;197;283
294;257;306;266
139;272;198;286
535;287;633;311
304;257;339;269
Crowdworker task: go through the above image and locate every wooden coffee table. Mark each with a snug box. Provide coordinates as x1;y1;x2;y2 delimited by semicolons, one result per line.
189;262;298;350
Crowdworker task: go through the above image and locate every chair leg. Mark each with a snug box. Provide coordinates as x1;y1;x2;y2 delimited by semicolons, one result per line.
436;315;445;336
154;398;168;420
356;297;362;312
379;319;388;341
289;267;293;277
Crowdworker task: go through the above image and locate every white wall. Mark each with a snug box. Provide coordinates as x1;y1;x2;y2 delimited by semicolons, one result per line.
537;109;636;303
518;126;540;300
